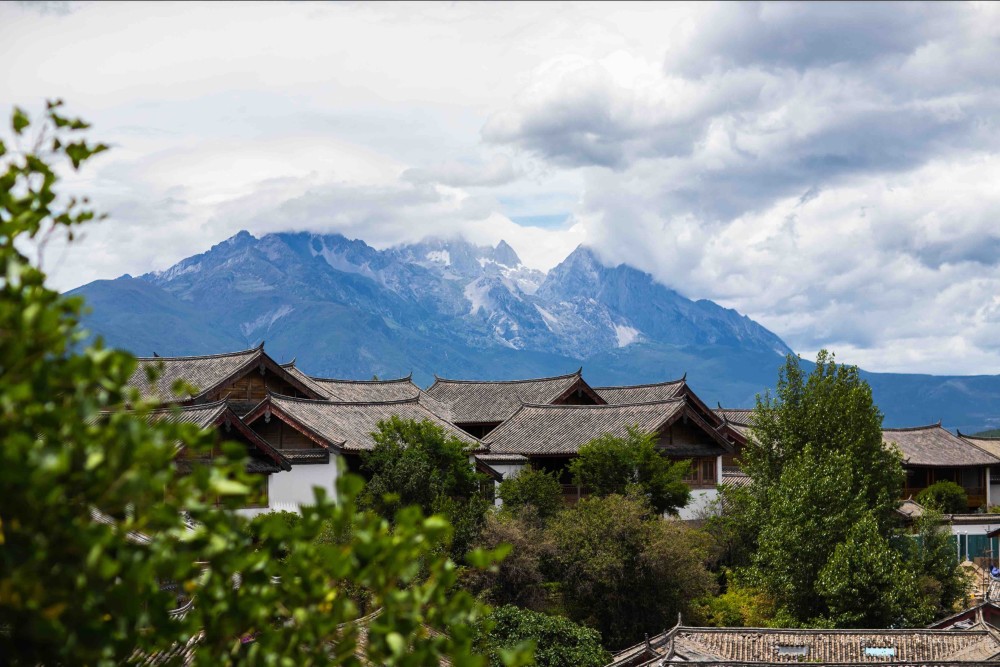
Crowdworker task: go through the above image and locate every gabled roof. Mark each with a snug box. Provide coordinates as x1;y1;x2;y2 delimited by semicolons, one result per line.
593;378;685;405
425;369;604;424
115;400;291;472
596;378;726;436
281;363;454;420
127;345;324;403
883;424;1000;467
959;431;1000;460
608;623;1000;666
244;393;482;453
485;398;733;457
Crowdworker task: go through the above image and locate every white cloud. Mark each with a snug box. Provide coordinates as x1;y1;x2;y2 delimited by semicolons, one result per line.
2;1;1000;374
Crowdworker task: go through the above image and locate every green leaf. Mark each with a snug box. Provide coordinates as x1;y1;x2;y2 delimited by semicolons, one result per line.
12;107;29;135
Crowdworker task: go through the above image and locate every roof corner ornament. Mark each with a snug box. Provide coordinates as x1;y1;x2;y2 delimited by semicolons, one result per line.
257;340;265;351
153;351;160;357
576;366;584;376
681;371;687;381
286;356;296;367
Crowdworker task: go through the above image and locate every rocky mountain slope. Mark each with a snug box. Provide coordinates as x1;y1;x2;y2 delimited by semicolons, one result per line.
70;231;1000;432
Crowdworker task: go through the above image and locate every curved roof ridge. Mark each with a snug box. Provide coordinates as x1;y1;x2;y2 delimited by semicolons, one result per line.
517;397;687;410
311;372;415;385
883;423;947;432
267;390;422;407
134;346;261;362
429;370;583;385
959;430;1000;441
593;378;685;390
146;398;231;414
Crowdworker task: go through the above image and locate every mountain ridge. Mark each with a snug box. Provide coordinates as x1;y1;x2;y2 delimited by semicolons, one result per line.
69;230;1000;433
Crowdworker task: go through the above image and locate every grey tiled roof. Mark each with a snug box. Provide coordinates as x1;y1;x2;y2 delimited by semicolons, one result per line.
281;364;454;420
128;348;263;402
720;467;751;489
146;401;231;428
280;363;334;398
127;346;323;404
261;394;482;452
476;453;529;463
609;624;1000;666
142;400;291;472
425;370;595;424
883;424;1000;467
959;432;1000;460
485;398;730;456
715;407;754;438
593;379;685;405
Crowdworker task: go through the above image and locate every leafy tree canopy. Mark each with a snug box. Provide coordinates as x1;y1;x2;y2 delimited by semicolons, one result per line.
568;427;691;515
720;351;967;627
360;415;490;561
497;467;564;521
462;512;555;612
0;102;522;666
916;480;968;515
474;605;609;667
547;492;715;649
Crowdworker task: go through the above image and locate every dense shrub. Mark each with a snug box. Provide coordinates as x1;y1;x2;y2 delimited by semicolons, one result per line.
916;480;968;514
497;467;564;520
548;492;716;649
462;512;555;611
568;427;690;514
474;605;609;667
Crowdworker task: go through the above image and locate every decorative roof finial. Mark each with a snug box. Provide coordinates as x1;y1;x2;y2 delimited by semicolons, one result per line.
153;351;160;357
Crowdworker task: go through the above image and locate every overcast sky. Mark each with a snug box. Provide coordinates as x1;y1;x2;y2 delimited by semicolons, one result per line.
3;1;1000;375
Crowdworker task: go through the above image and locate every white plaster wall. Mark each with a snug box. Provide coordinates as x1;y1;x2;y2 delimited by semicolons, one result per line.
271;460;340;507
489;462;528;506
237;460;340;518
948;522;1000;536
677;488;719;520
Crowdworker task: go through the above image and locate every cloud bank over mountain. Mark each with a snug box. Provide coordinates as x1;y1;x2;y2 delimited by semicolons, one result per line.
2;1;999;374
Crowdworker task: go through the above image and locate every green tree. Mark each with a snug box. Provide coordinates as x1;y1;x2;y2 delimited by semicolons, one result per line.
461;512;555;612
474;605;609;667
916;480;968;514
497;467;564;521
726;351;917;626
0;102;523;666
568;427;691;515
816;513;923;628
360;416;490;561
905;509;971;618
547;493;715;649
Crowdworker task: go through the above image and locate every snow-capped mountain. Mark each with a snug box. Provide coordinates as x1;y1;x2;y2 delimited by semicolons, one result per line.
70;230;1000;432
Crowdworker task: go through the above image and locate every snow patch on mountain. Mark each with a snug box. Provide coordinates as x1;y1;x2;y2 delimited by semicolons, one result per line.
535;305;559;332
425;250;451;265
464;279;494;315
154;260;202;282
240;304;294;338
310;241;377;280
614;323;642;348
